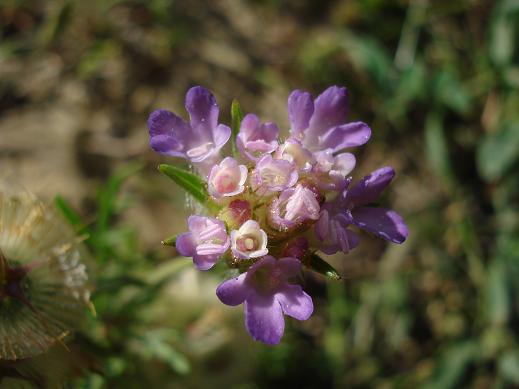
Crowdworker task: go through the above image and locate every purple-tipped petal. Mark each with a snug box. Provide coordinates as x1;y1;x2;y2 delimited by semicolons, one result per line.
216;273;249;306
175;232;196;256
185;86;219;137
351;206;408;244
276;284;314;321
244;293;285;345
288;90;314;138
319;122;371;152
304;86;349;148
345;167;396;207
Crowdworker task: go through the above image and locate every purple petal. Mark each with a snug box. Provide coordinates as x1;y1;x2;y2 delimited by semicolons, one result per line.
175;232;196;257
185;86;219;138
345;167;396;207
277;257;302;278
216;273;249;306
148;109;191;157
192;253;219;271
305;86;349;148
351;206;408;244
276;284;313;321
319;122;371;152
213;124;232;148
244;292;285;345
288;90;314;138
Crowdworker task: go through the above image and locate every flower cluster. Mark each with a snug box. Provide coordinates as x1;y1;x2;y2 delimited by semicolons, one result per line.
148;86;408;345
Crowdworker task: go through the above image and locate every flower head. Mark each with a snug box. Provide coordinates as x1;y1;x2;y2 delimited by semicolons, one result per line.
230;220;268;260
288;86;371;153
176;216;230;270
237;114;279;162
0;190;91;360
148;86;231;167
208;157;248;199
216;256;313;345
312;149;356;191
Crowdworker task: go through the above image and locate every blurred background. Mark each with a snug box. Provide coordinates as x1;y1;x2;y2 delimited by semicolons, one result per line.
1;0;519;387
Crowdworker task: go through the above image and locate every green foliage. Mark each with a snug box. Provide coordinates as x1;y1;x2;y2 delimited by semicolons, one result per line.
231;99;244;157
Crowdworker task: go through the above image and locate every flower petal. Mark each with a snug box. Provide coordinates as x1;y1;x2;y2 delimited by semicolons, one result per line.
148;109;190;157
213;124;232;148
244;292;285;345
288;90;314;138
305;86;349;148
175;232;196;257
345;167;395;207
351;206;408;244
185;86;219;138
276;284;314;321
276;257;302;278
192;253;219;271
216;273;249;306
319;122;371;152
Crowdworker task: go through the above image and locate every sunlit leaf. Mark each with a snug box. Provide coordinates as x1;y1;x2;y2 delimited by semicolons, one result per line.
307;254;341;280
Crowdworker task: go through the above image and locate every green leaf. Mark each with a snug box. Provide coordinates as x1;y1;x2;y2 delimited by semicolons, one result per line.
423;341;479;389
138;332;190;375
158;164;212;206
499;351;519;384
54;195;86;231
486;259;510;325
307;254;341;280
477;122;519;181
231;99;244;156
161;235;177;246
425;111;454;184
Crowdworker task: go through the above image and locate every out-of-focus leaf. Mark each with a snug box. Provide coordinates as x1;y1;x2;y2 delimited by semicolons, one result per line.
425;112;453;184
424;341;479;389
307;254;341;280
489;4;517;67
434;70;472;115
477;122;519;181
158;164;215;208
486;259;510;325
54;195;87;232
231;99;244;156
339;30;394;89
138;333;190;375
498;351;519;384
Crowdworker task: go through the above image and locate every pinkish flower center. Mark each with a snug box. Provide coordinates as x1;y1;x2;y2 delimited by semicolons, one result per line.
236;235;258;252
214;170;238;193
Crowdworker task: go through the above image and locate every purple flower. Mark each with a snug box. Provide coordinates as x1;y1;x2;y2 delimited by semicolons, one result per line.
176;216;230;270
237;114;279;162
313;149;356;191
274;138;315;173
269;184;320;231
251;154;298;196
216;256;313;345
315;167;408;254
231;220;268;260
282;237;309;259
208;157;248;199
148;86;231;165
287;86;371;153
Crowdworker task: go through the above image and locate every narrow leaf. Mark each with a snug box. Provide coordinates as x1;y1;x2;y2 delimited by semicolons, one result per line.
231;99;244;156
158;164;209;204
307;253;342;280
